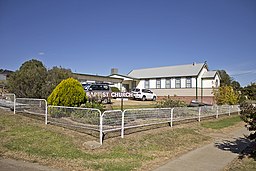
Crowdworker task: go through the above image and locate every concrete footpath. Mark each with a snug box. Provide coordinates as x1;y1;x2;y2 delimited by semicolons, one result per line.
153;127;251;171
0;158;61;171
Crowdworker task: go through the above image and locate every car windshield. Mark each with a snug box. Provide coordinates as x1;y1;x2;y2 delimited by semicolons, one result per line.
132;88;140;92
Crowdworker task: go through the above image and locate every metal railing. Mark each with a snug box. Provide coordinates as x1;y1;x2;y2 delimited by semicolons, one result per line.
48;105;101;132
15;98;47;124
0;94;241;145
0;93;16;112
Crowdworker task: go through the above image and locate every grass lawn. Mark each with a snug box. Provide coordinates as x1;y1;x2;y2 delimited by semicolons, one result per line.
200;115;242;129
0;109;244;171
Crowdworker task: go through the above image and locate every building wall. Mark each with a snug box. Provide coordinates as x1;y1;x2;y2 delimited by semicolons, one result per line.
0;74;6;81
133;65;217;104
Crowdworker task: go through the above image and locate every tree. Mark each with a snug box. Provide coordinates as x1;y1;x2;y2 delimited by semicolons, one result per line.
8;59;47;98
240;101;256;140
42;66;73;99
218;70;232;86
241;83;256;101
213;85;239;105
47;78;87;107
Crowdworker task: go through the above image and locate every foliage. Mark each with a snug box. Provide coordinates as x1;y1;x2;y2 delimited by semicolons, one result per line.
155;97;187;108
47;78;87;107
42;66;73;99
213;86;239;105
241;83;256;101
240;101;256;132
81;101;105;111
111;86;120;92
218;70;241;90
8;59;47;98
7;59;74;99
218;70;232;86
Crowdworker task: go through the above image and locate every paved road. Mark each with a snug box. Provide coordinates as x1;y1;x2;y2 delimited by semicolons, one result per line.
153;127;251;171
0;158;61;171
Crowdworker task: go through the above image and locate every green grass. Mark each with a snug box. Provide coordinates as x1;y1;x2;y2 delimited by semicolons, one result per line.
201;115;242;129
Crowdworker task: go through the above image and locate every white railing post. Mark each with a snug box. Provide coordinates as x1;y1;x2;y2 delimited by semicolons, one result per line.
170;108;174;127
121;110;125;138
198;107;201;122
216;106;219;119
100;112;103;145
44;100;48;125
228;105;231;116
13;94;16;114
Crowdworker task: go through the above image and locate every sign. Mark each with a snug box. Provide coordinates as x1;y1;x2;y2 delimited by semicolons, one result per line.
87;92;133;98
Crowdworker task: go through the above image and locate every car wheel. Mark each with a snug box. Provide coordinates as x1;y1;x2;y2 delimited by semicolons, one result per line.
102;98;108;104
152;96;156;101
142;96;146;101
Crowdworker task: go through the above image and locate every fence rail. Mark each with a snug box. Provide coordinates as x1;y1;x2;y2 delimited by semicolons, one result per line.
48;105;101;132
0;94;241;145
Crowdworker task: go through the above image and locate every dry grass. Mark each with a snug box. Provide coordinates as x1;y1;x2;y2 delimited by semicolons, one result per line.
0;108;244;171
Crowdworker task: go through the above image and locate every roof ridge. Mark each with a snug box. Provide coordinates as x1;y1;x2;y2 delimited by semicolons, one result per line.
131;63;205;71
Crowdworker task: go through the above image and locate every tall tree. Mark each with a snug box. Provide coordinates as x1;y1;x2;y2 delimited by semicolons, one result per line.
218;70;232;86
8;59;47;98
42;66;73;99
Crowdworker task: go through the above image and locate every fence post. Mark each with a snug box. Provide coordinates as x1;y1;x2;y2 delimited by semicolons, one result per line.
228;105;231;116
121;110;125;138
216;106;219;119
198;107;201;122
170;108;174;127
44;100;48;125
13;94;16;114
100;112;103;145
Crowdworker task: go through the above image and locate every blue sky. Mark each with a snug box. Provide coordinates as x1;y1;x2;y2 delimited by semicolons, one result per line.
0;0;255;86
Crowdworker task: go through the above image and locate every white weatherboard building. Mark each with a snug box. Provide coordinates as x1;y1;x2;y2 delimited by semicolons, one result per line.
110;62;220;104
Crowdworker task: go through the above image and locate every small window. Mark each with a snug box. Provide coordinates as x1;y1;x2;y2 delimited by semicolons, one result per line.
165;78;171;88
186;77;192;88
145;80;149;89
156;79;161;89
175;78;181;88
215;79;219;87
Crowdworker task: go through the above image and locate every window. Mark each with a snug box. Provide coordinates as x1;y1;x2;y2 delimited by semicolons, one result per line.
186;77;192;88
156;79;161;89
145;80;149;89
175;78;181;88
215;79;219;87
165;78;171;88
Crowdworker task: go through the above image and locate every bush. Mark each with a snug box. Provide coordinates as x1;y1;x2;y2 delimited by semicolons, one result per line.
240;101;256;132
155;97;187;108
213;85;239;105
47;78;87;107
80;102;105;111
111;87;120;92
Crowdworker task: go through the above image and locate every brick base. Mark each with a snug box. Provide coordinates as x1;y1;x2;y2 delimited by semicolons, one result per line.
157;96;215;105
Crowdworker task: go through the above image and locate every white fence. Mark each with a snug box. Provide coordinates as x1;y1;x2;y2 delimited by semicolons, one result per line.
0;93;16;110
0;94;240;145
48;105;101;132
15;98;47;124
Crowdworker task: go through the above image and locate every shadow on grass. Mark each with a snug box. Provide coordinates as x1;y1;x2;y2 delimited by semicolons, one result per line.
215;133;256;161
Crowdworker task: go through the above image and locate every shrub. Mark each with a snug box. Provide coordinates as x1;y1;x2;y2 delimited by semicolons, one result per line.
240;101;256;132
80;102;105;111
155;97;187;108
47;78;87;107
213;86;239;105
111;87;120;92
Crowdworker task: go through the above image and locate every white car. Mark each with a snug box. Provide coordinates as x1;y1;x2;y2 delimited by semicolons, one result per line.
132;88;157;101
